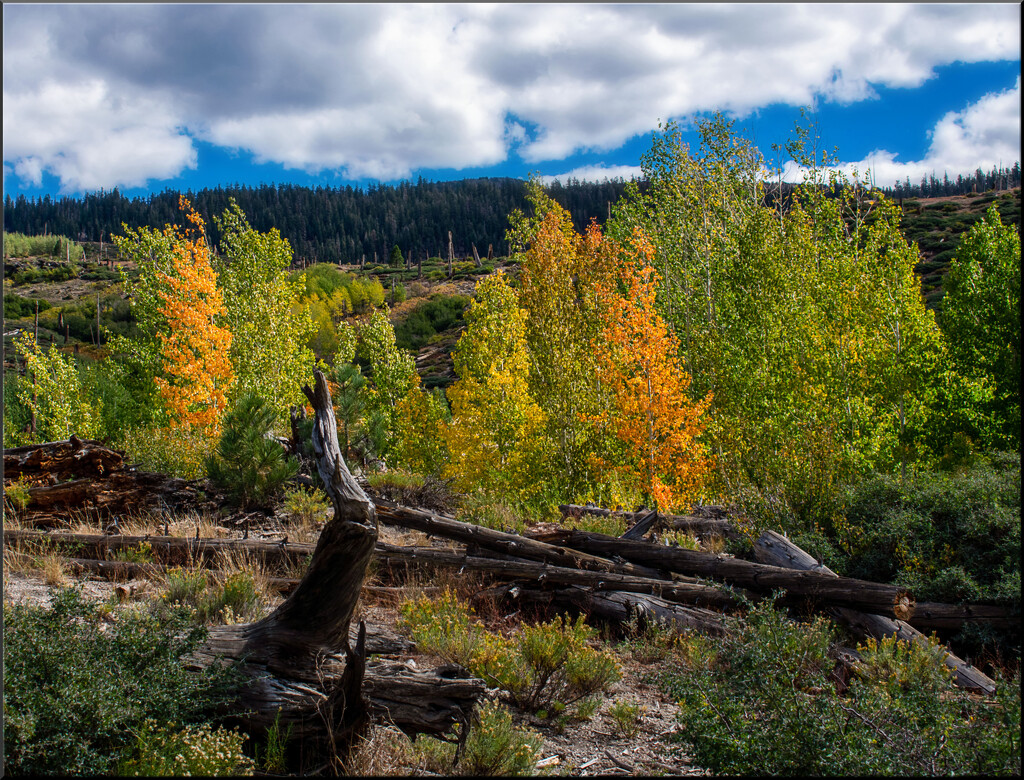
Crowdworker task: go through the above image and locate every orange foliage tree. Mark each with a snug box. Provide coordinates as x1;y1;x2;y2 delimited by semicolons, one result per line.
153;197;234;437
593;227;712;512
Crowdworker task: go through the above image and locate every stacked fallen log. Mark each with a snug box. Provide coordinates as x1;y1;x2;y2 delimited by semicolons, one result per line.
3;435;210;527
559;502;740;540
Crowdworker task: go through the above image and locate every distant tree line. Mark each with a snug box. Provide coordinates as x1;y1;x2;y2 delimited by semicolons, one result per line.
3;177;639;267
881;163;1021;201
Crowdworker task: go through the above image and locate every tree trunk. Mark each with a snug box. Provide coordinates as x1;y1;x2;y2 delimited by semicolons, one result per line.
471;243;482;268
373;541;745;609
754;530;998;695
478;584;733;637
535;528;917;619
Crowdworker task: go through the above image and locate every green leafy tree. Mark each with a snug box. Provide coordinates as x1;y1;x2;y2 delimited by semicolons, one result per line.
13;333;100;443
214;199;317;423
509;184;613;500
940;205;1021;449
389;244;405;268
359;308;418;462
609;116;943;527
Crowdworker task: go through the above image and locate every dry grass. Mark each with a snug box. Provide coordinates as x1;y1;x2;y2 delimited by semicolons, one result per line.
703;534;727;554
3;547;35;576
215;548;274;602
340;725;420;776
286;515;324;546
164;510;223;540
41;553;67;587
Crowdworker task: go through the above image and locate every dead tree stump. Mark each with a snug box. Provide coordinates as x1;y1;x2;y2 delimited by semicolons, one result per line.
187;370;483;768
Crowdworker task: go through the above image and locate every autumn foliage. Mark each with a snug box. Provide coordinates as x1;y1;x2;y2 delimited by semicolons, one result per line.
593;228;711;511
153;197;234;437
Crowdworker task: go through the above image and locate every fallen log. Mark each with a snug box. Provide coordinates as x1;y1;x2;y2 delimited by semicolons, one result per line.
375;501;672;581
373;542;746;609
620;509;658;541
754;530;998;695
479;583;733;637
4;436;214;525
4;435;123;480
7;527;1006;632
2;528;315;570
183;370;483;768
559;503;740;540
530;528;916;620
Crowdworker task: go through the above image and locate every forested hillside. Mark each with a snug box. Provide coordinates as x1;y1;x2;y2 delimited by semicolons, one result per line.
3;177;637;267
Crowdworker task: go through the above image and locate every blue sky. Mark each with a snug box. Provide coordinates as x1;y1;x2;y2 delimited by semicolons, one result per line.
3;4;1020;200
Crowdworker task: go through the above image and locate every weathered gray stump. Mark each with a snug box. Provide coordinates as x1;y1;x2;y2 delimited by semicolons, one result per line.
187;370;483;768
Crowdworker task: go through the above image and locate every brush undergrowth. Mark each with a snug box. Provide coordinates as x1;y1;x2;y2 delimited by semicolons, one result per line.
2;588;244;776
660;598;1021;776
399;589;621;719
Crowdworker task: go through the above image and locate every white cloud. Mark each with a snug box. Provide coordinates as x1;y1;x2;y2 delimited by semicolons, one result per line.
539;164;644;185
2;80;197;193
2;3;1020;193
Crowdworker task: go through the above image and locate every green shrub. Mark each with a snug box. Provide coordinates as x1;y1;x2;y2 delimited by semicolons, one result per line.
2;588;241;776
607;699;645;738
111;542;155;564
411;700;543;776
120;424;212;480
282;485;331;525
460;700;544;776
4;292;52;319
661;599;1021;776
206;393;298;508
393;293;469;352
116;718;253;776
839;454;1020;608
399;588;486;667
400;591;621;718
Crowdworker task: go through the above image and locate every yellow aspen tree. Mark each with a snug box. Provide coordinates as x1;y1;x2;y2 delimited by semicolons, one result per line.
512;185;614;498
443;271;545;497
153;197;234;438
594;227;712;512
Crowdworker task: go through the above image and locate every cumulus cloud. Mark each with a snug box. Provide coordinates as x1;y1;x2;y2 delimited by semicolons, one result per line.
2;3;1020;193
2;80;197;193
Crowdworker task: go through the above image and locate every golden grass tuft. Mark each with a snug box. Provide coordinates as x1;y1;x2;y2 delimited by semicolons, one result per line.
41;553;68;587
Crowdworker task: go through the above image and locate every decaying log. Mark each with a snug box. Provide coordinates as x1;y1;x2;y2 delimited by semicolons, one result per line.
4;437;210;524
532;528;916;620
754;530;998;695
559;503;740;540
2;529;315;570
3;435;123;480
621;509;658;541
374;541;746;609
375;500;671;581
480;583;733;637
184;370;483;766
